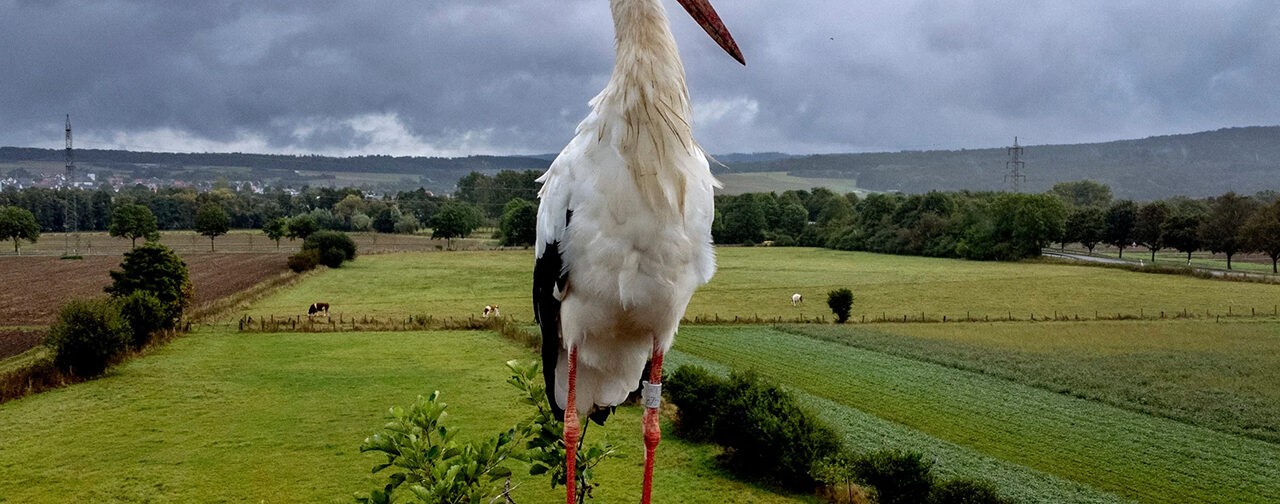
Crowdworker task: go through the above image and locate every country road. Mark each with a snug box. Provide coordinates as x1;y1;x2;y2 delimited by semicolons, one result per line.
1041;250;1277;282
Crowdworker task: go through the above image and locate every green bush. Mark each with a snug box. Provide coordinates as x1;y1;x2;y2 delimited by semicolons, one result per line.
287;249;320;272
665;366;842;492
853;450;935;504
302;230;357;268
827;288;854;323
929;478;1012;504
664;365;724;442
117;291;166;349
44;298;130;377
105;243;191;329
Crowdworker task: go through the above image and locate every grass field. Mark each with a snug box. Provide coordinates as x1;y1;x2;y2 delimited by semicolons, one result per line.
5;246;1280;503
234;247;1280;325
0;328;809;503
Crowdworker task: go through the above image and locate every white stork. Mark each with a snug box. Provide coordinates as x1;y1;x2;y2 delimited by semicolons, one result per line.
532;0;743;502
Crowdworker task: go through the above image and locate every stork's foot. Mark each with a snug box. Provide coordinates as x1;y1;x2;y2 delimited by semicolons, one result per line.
641;403;661;504
565;410;580;504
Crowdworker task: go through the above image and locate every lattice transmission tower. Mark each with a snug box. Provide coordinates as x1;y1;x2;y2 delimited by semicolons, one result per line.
1003;136;1026;192
64;114;80;254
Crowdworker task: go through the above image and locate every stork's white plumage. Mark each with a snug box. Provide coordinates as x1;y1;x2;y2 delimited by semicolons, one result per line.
532;0;743;502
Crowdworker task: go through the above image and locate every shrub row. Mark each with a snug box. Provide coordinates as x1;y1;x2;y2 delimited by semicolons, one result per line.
665;365;842;491
666;365;1013;503
43;243;191;379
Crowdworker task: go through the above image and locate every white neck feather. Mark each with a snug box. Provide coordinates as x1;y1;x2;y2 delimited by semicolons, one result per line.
600;0;698;216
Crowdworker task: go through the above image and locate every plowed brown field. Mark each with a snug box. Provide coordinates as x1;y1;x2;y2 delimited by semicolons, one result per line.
0;253;289;359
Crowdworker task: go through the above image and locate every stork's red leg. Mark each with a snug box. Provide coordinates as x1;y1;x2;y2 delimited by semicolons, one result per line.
641;342;665;504
564;346;579;504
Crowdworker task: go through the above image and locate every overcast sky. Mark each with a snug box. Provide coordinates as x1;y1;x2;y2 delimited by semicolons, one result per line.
2;0;1278;157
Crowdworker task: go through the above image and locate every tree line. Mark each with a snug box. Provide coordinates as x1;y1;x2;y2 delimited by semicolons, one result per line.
5;174;1279;273
711;180;1280;271
0;170;546;252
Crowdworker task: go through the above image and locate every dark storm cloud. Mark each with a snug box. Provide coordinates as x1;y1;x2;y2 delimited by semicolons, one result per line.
1;0;1278;155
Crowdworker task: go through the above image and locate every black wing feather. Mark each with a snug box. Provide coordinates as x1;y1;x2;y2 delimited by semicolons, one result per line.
534;210;571;421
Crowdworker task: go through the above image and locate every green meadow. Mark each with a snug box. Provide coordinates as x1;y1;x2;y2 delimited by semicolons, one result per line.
238;247;1280;324
4;247;1280;503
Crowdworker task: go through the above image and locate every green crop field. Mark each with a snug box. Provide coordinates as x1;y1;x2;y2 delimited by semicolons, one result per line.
674;326;1280;503
787;321;1280;442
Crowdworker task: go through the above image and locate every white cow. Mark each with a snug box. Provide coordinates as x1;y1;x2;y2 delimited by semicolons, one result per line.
483;304;501;319
791;293;803;306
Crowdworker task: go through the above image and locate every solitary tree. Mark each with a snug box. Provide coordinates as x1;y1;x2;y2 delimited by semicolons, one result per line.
1242;199;1280;273
194;203;230;252
827;288;854;323
108;203;159;248
0;205;40;254
262;217;287;249
1199;192;1259;270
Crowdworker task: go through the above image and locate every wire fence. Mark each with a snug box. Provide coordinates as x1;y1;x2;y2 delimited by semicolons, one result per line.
230;304;1280;335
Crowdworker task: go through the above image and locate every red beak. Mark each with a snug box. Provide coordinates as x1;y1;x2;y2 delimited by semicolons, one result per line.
675;0;745;65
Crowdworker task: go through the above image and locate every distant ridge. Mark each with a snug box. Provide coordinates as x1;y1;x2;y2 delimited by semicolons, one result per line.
4;126;1277;199
721;126;1280;200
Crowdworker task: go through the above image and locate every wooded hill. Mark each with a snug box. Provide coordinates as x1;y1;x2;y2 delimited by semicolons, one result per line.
4;126;1278;199
721;126;1280;200
0;147;550;194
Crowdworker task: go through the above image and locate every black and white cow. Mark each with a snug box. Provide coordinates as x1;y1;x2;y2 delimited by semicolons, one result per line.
308;302;330;318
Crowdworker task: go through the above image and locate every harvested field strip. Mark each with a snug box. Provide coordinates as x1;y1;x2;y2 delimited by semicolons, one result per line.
665;350;1127;504
676;326;1280;503
786;321;1280;443
0;253;288;326
0;329;44;360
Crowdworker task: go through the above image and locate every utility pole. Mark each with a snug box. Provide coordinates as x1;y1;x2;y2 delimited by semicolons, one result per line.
1004;136;1026;192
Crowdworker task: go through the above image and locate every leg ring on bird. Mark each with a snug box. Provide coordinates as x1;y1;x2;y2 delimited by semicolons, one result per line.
642;381;662;409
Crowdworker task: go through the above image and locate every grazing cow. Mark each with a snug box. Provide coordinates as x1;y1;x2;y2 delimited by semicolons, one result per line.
791;293;803;306
483;304;500;319
307;302;330;318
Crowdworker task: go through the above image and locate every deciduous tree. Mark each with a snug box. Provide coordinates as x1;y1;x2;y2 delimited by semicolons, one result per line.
1065;206;1106;254
108;203;159;248
1199;192;1259;270
498;198;537;247
1104;200;1137;258
1135;201;1171;262
431;201;483;249
0;205;40;254
262;217;287;249
194;203;230;252
1242;199;1280;273
1161;212;1204;264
